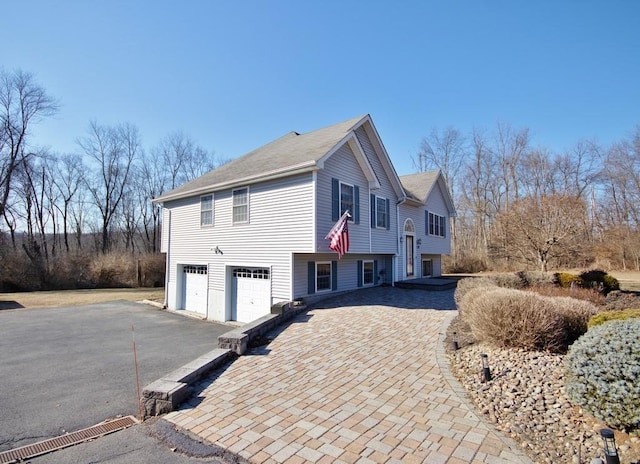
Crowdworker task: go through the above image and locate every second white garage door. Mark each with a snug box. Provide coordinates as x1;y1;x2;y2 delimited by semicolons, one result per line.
231;267;271;323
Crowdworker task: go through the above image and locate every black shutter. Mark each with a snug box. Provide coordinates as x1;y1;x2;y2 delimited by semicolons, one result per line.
357;260;363;287
331;261;338;291
385;199;390;230
425;210;429;235
374;260;378;284
370;194;376;228
308;262;315;294
332;178;340;221
354;186;360;224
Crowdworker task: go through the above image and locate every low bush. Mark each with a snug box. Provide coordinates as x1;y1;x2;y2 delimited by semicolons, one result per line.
528;285;605;306
555;272;582;288
565;319;640;431
588;308;640;328
579;269;620;294
453;277;497;307
460;287;568;352
491;273;525;289
516;270;555;288
553;296;599;342
603;290;640;312
460;287;598;353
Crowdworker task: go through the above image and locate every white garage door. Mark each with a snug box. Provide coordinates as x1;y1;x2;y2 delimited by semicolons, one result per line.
182;265;208;316
231;267;271;323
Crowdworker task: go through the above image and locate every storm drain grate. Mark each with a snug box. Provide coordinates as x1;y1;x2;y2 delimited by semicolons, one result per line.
0;415;138;463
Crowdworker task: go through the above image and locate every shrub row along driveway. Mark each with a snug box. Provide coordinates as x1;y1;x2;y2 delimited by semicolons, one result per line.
0;301;229;453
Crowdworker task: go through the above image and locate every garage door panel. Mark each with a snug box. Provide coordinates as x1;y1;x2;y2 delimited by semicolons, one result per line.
231;267;271;323
182;265;208;315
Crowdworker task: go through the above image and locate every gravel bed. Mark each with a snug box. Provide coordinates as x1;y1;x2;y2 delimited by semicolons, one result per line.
445;317;640;464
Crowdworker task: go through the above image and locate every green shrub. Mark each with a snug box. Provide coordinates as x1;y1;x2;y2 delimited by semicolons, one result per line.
565;319;640;431
554;272;582;288
588;308;640;328
453;277;497;307
579;269;620;294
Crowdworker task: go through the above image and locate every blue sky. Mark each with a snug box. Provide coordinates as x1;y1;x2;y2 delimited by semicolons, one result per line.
2;1;639;176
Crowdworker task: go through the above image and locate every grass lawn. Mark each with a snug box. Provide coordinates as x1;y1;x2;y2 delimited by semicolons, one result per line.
0;287;165;310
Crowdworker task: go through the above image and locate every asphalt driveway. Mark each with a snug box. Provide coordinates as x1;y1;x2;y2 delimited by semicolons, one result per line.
0;301;230;453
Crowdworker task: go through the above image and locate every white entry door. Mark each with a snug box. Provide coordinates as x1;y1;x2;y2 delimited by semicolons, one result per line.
182;265;208;315
231;267;271;323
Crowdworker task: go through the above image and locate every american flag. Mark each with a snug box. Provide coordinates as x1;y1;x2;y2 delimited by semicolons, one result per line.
325;211;350;259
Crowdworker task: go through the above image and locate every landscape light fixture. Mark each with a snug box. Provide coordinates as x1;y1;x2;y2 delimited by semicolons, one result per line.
480;354;492;382
600;429;620;464
452;332;459;351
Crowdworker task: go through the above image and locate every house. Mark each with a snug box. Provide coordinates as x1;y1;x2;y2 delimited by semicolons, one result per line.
153;115;456;323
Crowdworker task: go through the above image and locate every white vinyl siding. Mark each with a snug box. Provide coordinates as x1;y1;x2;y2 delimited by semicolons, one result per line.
316;144;369;253
232;187;249;224
354;127;397;253
163;173;314;317
200;194;213;227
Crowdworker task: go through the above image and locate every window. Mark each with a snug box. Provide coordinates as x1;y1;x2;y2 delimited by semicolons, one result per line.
363;261;374;285
232;187;249;223
428;212;446;237
200;195;213;226
375;197;388;228
316;262;331;292
340;182;354;219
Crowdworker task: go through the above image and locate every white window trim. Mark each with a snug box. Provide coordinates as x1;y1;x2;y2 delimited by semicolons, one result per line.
340;181;355;221
316;261;332;293
375;196;387;229
200;194;214;227
363;260;374;286
232;186;250;224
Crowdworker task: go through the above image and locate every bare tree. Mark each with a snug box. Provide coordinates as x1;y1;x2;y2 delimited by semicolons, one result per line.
52;153;85;252
491;195;590;272
413;126;466;199
0;69;57;221
78;121;140;254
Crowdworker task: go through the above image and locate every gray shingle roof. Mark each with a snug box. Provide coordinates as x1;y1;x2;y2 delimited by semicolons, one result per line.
398;171;439;202
155;115;367;202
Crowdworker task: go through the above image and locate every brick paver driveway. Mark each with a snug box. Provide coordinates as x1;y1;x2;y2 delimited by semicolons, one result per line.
166;287;531;464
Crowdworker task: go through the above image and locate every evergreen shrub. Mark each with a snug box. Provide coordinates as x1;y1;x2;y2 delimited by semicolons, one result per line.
554;272;582;288
588;308;640;328
565;319;640;431
579;269;620;294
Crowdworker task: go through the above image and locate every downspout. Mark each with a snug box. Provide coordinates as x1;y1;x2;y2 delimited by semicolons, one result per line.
163;208;171;308
368;185;372;253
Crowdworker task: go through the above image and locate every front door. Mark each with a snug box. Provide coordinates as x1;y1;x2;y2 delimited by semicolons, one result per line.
406;236;414;277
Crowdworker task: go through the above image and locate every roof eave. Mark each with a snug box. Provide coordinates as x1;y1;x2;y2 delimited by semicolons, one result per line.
153;161;319;203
